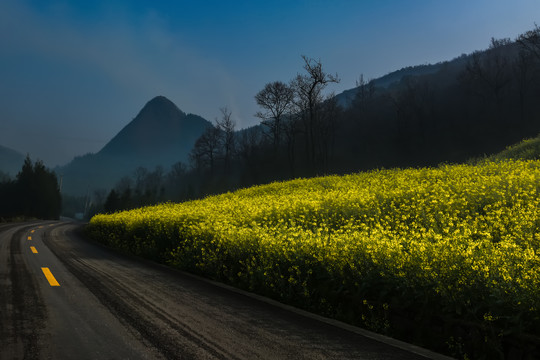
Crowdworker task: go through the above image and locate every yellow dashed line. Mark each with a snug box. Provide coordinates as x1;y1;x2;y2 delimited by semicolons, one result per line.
41;268;60;286
27;236;32;241
30;246;38;254
31;230;35;233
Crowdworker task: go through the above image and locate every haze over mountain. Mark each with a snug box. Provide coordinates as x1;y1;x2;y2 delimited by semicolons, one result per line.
58;96;211;195
2;1;538;167
6;23;536;203
0;145;24;176
55;59;460;197
98;96;209;164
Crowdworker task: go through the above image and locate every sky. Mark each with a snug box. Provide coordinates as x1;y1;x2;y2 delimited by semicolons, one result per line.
1;0;539;167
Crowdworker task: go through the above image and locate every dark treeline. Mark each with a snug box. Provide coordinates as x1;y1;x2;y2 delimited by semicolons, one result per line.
97;26;540;214
338;34;540;171
0;155;61;221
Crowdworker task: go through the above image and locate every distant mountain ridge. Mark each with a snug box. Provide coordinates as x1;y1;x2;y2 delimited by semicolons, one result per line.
59;96;212;195
0;145;24;176
334;55;472;107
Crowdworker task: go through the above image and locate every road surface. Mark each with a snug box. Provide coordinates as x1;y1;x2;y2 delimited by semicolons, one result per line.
0;221;452;359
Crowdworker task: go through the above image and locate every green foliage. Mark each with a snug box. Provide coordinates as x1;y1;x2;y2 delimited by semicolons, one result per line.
87;160;540;358
489;134;540;161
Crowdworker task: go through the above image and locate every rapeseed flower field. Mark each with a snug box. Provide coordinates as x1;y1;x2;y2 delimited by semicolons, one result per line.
87;159;540;358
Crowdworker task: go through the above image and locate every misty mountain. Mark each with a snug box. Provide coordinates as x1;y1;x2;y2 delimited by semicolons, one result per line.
60;33;540;201
98;96;212;166
0;145;24;177
59;96;212;195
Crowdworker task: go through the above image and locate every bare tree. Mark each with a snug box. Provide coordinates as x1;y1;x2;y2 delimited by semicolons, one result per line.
353;74;375;112
513;50;534;122
517;25;540;110
146;166;164;203
389;76;435;148
486;38;512;108
517;24;540;62
189;125;222;176
291;55;340;172
461;41;511;119
133;166;149;197
317;94;341;171
237;127;263;183
255;81;294;153
130;166;164;206
168;162;187;182
215;107;236;171
115;176;133;194
166;161;187;200
282;115;300;177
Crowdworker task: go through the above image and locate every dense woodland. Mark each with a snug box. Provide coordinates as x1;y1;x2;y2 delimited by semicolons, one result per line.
0;156;61;220
71;26;540;216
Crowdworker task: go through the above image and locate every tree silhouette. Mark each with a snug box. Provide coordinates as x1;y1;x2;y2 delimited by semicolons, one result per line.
255;81;294;154
0;155;62;220
190;124;222;177
215;107;236;173
517;24;540;62
292;56;340;172
104;189;120;213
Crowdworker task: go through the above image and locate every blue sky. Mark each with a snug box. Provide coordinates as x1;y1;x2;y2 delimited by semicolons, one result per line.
1;0;539;166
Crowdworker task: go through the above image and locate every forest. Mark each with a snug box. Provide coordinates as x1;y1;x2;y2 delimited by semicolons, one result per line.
70;26;540;217
0;155;61;221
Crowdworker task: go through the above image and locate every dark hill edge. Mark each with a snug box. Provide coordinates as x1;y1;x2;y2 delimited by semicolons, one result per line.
485;133;540;161
335;62;446;107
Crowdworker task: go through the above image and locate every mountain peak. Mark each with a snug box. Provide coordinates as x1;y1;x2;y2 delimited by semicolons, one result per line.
147;95;178;107
96;96;211;163
59;96;212;195
140;95;186;119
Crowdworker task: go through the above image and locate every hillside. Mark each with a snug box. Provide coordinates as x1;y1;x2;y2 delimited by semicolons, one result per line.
329;38;540;172
486;133;540;161
88;159;540;359
194;36;540;194
335;62;446;107
63;28;540;203
59;96;212;195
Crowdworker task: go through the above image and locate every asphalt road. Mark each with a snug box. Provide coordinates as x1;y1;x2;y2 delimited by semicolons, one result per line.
0;221;453;359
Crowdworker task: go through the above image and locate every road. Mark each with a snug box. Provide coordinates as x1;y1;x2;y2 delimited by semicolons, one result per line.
0;221;452;359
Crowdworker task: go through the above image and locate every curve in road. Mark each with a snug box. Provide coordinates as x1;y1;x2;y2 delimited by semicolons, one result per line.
0;221;454;359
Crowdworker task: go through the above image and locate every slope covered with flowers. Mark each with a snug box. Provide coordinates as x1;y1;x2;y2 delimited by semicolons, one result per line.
87;160;540;358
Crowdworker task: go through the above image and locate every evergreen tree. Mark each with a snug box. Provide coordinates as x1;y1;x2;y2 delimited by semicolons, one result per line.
104;189;120;213
11;155;62;220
